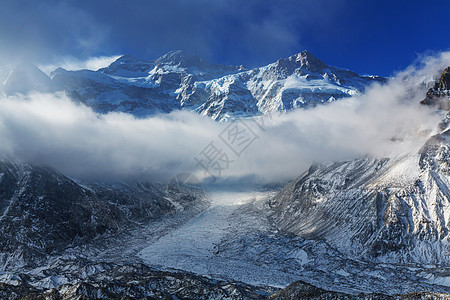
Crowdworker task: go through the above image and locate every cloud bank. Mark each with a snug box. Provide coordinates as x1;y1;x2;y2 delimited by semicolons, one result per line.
0;53;449;184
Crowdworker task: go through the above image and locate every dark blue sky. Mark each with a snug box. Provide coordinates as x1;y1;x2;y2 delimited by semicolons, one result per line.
1;0;450;76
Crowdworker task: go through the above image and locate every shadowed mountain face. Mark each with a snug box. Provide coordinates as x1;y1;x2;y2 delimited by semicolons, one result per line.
270;67;450;265
0;159;204;270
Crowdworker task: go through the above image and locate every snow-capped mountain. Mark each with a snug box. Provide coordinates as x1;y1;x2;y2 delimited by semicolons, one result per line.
0;51;385;121
44;50;384;120
179;51;385;121
269;67;450;266
49;51;245;117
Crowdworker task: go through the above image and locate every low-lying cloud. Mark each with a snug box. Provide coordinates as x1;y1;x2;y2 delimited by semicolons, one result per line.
0;52;449;184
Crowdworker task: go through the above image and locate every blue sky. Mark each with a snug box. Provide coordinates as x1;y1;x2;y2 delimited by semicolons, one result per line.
1;0;450;76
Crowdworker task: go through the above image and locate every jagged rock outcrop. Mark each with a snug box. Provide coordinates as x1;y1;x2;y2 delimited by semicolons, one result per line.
421;66;450;109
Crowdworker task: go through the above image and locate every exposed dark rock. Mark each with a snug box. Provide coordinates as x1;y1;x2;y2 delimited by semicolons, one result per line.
420;66;450;109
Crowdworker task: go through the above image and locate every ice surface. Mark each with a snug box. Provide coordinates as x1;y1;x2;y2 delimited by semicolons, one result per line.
137;190;301;287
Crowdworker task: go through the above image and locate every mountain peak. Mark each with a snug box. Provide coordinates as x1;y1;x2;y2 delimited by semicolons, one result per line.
271;50;329;75
295;50;316;60
155;50;205;68
290;50;328;70
115;54;141;64
100;54;154;76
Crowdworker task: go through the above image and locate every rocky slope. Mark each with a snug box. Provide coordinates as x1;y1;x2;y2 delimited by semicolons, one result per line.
4;265;450;299
5;277;450;300
269;68;450;265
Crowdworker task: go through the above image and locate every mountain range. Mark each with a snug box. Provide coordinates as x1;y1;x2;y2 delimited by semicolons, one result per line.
0;50;385;121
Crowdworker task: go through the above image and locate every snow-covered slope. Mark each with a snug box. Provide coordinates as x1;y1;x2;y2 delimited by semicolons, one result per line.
270;153;450;264
49;50;385;120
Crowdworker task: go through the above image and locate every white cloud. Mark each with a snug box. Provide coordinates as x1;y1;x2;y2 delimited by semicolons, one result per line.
1;52;449;184
39;55;122;75
0;92;222;182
